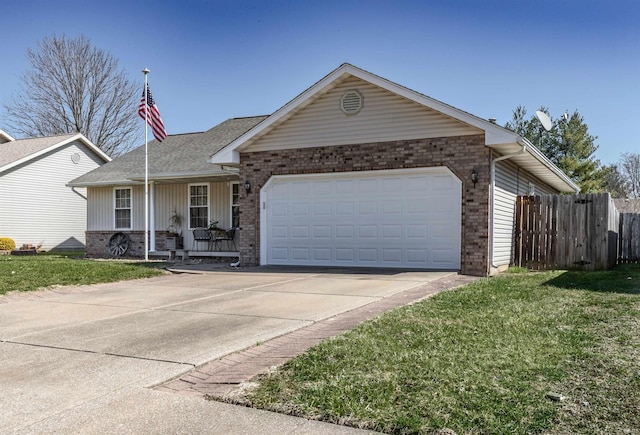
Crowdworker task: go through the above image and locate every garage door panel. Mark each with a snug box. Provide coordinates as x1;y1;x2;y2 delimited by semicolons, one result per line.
313;248;331;261
335;225;354;238
358;201;377;214
336;180;355;193
292;203;309;216
359;248;377;262
358;225;377;238
314;203;332;216
291;226;309;239
358;179;378;193
335;202;355;215
314;181;332;194
263;169;461;269
314;226;331;238
382;200;402;215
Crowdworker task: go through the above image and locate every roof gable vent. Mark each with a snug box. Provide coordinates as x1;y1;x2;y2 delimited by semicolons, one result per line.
340;89;363;115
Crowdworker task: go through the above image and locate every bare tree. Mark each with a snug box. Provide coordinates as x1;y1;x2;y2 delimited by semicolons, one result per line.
601;164;629;198
3;35;139;156
620;152;640;198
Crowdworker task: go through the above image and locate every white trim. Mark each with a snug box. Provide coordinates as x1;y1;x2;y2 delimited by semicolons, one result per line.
188;182;210;229
0;129;15;143
230;181;240;229
210;63;521;165
149;181;156;251
259;166;461;266
0;133;110;174
208;63;577;194
68;170;238;188
520;137;579;192
113;186;133;230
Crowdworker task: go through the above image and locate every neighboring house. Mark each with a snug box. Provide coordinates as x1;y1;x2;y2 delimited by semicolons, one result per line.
613;198;640;214
0;130;111;250
70;64;579;276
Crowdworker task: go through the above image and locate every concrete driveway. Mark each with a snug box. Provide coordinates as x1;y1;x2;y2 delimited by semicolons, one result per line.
0;267;465;434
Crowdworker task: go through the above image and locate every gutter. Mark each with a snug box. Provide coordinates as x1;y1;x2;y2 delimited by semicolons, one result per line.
489;139;527;271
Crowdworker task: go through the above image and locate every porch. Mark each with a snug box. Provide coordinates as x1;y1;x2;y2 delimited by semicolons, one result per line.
86;230;240;259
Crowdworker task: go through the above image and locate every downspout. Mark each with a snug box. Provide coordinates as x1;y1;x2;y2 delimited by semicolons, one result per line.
489;138;527;272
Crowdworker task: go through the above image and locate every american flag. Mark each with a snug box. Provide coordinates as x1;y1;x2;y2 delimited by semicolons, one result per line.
138;84;167;142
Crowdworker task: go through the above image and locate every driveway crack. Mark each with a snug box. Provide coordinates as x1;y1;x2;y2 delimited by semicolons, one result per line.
0;339;196;368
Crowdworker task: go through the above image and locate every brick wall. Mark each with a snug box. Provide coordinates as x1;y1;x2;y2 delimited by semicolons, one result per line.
239;135;491;276
86;231;172;258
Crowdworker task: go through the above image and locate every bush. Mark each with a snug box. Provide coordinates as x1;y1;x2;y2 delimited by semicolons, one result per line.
0;237;16;251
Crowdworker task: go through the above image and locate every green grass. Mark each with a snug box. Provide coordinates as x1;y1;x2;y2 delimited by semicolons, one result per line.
240;266;640;434
0;252;166;295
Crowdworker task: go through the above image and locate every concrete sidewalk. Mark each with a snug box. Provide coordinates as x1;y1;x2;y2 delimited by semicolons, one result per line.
0;266;478;434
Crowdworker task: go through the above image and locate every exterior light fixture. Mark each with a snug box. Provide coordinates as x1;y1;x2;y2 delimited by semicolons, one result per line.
471;169;479;186
244;181;251;192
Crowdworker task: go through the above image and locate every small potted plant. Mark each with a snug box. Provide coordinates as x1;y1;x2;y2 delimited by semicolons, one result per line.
166;209;184;250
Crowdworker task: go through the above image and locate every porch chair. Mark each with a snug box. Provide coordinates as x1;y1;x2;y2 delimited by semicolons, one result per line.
192;228;212;251
212;228;237;252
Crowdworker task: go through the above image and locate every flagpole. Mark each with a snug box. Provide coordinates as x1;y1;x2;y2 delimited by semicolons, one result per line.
142;68;150;262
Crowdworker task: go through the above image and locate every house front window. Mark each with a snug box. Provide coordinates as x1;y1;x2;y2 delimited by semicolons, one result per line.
231;182;240;228
114;188;132;229
189;184;209;229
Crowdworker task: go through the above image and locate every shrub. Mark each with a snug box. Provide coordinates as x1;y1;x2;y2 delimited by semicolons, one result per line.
0;237;16;251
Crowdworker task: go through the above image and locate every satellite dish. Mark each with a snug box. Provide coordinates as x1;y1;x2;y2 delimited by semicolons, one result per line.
535;110;553;131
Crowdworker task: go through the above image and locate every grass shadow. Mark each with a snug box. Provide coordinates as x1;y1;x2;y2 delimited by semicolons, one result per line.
544;264;640;295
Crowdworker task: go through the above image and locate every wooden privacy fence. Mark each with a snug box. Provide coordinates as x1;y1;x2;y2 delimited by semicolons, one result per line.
513;193;619;271
618;213;640;263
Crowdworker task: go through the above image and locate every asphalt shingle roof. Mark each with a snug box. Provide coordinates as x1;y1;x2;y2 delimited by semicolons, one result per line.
0;133;77;169
69;116;267;186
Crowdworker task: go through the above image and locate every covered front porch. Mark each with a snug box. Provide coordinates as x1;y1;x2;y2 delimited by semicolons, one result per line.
84;172;244;259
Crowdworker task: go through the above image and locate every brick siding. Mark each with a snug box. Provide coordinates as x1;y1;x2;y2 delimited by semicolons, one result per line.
86;231;173;258
238;135;491;276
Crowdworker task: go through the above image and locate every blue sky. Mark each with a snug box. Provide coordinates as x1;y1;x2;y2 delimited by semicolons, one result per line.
1;0;638;164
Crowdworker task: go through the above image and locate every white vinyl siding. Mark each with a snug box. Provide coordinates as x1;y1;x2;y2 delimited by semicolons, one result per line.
493;159;557;266
0;140;105;250
245;76;481;152
87;181;233;250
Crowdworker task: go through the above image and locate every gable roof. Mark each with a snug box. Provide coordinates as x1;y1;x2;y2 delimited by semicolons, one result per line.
68;116;268;187
0;132;111;174
209;63;578;193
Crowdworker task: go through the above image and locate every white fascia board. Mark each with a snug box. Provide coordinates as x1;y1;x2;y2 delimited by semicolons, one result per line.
520;137;580;193
209;64;355;164
70;133;112;162
210;147;240;164
0;129;15;142
487;137;580;193
67;179;145;187
485;128;522;146
127;169;239;181
0;133;111;174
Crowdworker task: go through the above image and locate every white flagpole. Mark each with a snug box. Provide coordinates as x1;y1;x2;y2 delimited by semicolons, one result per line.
142;68;150;262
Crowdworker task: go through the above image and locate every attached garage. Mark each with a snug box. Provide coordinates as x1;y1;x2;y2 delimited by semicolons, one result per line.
260;168;461;270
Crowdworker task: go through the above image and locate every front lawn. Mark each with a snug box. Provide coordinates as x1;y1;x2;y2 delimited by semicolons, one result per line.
0;252;166;295
240;267;640;434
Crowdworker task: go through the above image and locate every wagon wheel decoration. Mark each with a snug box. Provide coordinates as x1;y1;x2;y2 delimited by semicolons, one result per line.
107;232;130;257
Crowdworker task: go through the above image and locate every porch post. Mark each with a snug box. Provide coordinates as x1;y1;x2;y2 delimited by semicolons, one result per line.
150;181;156;252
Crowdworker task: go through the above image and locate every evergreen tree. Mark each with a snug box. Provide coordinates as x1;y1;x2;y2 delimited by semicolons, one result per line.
505;107;605;192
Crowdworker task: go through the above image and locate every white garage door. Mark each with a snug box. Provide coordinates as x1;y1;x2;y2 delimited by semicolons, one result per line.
260;168;461;269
